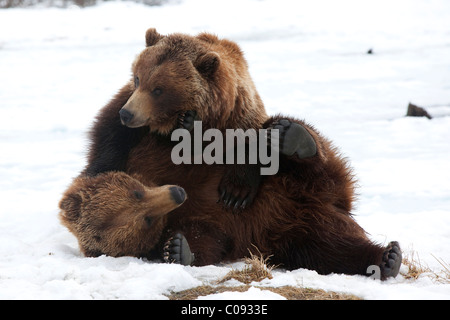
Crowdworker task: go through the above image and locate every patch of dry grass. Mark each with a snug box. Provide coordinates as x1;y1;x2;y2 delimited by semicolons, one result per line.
218;248;276;284
166;247;361;300
262;286;361;300
401;250;430;280
401;250;449;284
167;285;249;300
166;285;361;300
431;254;450;284
167;247;449;300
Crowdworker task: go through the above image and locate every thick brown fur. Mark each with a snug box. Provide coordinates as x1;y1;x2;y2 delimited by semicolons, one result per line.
131;116;390;277
59;171;185;259
76;29;400;279
83;29;267;208
121;28;267;134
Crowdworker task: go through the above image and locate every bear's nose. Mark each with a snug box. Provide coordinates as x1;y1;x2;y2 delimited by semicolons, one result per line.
169;186;186;205
119;109;134;125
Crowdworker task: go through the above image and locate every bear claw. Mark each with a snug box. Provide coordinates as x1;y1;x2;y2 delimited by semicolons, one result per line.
267;119;317;158
163;233;195;266
218;164;261;213
219;189;252;212
178;110;199;132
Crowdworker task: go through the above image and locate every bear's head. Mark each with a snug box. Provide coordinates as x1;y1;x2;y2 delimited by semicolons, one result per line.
58;171;186;258
119;28;267;134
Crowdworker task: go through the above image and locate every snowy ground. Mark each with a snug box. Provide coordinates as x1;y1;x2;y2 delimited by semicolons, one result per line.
1;0;449;300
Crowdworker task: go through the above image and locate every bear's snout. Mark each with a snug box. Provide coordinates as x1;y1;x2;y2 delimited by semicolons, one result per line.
119;108;134;126
169;186;186;205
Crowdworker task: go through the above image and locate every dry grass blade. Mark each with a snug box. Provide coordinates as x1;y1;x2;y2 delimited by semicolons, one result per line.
401;250;430;280
401;250;450;284
219;246;277;284
430;254;450;284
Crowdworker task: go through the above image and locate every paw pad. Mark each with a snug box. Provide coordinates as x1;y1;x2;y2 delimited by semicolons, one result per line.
163;233;195;266
380;241;402;279
267;119;317;158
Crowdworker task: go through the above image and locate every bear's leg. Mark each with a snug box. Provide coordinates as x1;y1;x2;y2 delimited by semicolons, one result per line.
265;117;317;159
176;110;262;212
178;110;263;212
284;236;402;280
279;211;402;279
83;84;149;176
184;231;232;266
161;224;230;266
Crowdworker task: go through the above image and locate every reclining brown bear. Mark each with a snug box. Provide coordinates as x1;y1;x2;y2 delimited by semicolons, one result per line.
60;167;401;280
69;29;402;280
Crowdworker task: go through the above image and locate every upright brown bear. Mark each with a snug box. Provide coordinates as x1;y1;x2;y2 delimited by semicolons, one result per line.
84;28;269;208
78;29;401;279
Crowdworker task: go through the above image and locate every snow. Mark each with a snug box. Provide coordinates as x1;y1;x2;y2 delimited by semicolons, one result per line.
1;0;449;300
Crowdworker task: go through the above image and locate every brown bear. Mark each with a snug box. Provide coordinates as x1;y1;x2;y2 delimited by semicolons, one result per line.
83;28;270;208
60;150;400;280
76;29;401;279
59;166;401;280
58;171;193;264
149;115;402;280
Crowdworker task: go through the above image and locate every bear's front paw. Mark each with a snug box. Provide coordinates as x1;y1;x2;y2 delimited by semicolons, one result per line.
267;119;317;158
178;110;199;132
380;241;402;280
218;164;262;213
163;233;195;266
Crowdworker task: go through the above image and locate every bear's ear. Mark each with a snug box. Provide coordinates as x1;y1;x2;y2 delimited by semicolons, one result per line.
195;52;220;77
196;32;219;44
145;28;164;47
59;193;82;221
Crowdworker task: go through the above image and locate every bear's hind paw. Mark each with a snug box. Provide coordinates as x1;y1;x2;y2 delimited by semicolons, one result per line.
380;241;402;280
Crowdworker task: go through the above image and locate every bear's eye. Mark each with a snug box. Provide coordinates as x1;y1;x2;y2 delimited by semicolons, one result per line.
152;87;163;96
133;190;144;200
134;75;140;89
144;216;153;227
